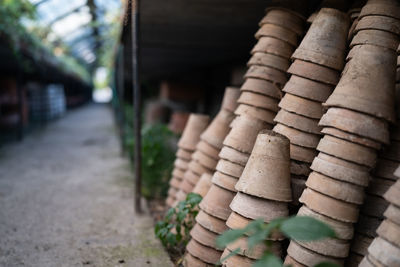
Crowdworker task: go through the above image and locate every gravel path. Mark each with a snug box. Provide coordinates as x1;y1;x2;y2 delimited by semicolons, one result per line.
0;104;173;267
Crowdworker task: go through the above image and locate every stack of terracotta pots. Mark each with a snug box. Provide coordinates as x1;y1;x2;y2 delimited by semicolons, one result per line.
359;176;400;266
220;131;291;266
285;5;399;265
173;87;240;203
166;114;210;207
272;8;350;205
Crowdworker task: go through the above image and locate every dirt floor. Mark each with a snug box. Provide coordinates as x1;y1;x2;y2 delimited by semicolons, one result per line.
0;104;173;267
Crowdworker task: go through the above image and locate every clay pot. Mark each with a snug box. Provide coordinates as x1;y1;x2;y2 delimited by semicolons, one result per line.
201;109;235;149
255;24;299;46
234;104;275;125
251;36;295;58
292;8;350;70
168;187;178;197
174;158;189;170
220;249;254;267
172;168;185;180
221;87;240;112
317;135;377;167
166;196;175;207
223;114;269;154
186;239;222;265
321;127;382;150
211;171;238;192
287;241;344;266
290;143;318;163
291;178;307;206
384;204;400;226
351;29;400;51
237;91;279;112
284;255;306;267
196;140;220;160
298;205;354;240
356;214;381;237
287;59;340;85
175;190;187;203
274;109;322;135
227;236;281;259
215;159;244;179
300;188;359;223
306;172;365;204
230;192;288;222
177;148;192;161
184;253;213;267
184;170;201;185
279;93;323;119
273;123;320;148
259;8;304;35
319;107;390;144
324;44;397;123
178;114;210;151
196;210;228;234
200;184;236;220
192;151;218;171
236;131;292;201
169;176;182;188
244;65;288;88
361;194;388;219
180;177;195;193
190;224;221;250
359;2;400;20
189;160;212;176
368;237;400;266
193;173;213;197
366;177;394;197
359;256;376;267
297;237;350;258
240;78;282;100
218;146;249;167
384;179;400;207
355;15;400;36
247;52;290;72
291;161;312;176
282;74;334;102
377;219;400;247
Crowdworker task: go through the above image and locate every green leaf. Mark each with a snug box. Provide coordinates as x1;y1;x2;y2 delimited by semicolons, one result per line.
216;229;246;249
247;228;269;250
252;252;283;267
314;262;341;267
280;216;336;241
186;193;202;205
219;248;240;264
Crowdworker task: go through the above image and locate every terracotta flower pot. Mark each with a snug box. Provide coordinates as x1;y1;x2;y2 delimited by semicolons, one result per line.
291;160;312;176
237;91;279;112
292;8;349;71
287;241;344;266
200;184;236;220
376;219;400;247
259;8;304;36
255;24;299;46
367;237;400;266
230;192;288;222
192;151;218;171
297;237;350;258
220;249;254;267
196;140;220;160
317;135;377;167
247;52;290;72
359;1;400;20
273;123;321;148
166;196;175;207
251;36;294;58
174;158;189;170
177;148;193;161
236;131;292;201
244;65;288;88
274;109;322;135
290;143;318;163
192;173;212;197
184;170;201;186
178;114;210;151
279;93;323;119
300;188;359;223
319;107;390;144
355;15;400;36
216;159;245;179
287;59;340;85
325;44;397;123
201;109;235;149
190;223;221;250
282;74;334;102
186;239;222;265
169;176;182;188
234;104;275;125
223;114;269;154
180;178;194;193
240;78;282;100
168;187;178;197
172;168;185;180
175;189;187;202
218;146;249;167
384;179;400;207
284;255;306;267
321;127;381;150
384;204;400;226
196;210;228;234
227;236;281;259
211;171;238;192
351;29;400;51
221;87;240;113
184;253;213;267
189;160;212;176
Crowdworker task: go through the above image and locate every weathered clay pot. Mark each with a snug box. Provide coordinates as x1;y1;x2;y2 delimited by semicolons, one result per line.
237;91;279;112
321;127;382;150
247;52;290;72
236;131;292;201
359;1;400;20
179;178;194;193
192;151;218;171
193;173;213;197
230;192;288;222
351;29;400;51
274;109;322;135
184;170;201;185
218;146;249;167
361;194;388;218
244;65;288;88
220;248;254;267
259;8;304;35
215;159;244;179
178;114;210;151
200;184;236;220
166;196;175;207
201;109;235;149
175;189;187;203
223;114;269;154
297;237;350;258
189;160;212;176
186;239;222;265
279;93;323;119
273;123;321;148
169;176;182;188
234;104;275;125
384;179;400;207
240;78;282;100
174;158;189;170
317;135;377;167
221;87;240;113
227;236;281;259
184;253;213;267
300;188;359;223
366;177;394;197
291;178;307;206
172;168;185;180
306;172;365;204
255;24;299;46
287;59;340;85
287;241;344;266
290;143;318;163
319;107;390;144
190;224;221;250
196;140;220;160
211;171;238;192
384;204;400;226
347;17;358;41
355;15;400;36
284;255;306;267
376;219;400;247
292;8;350;70
196;210;228;234
177;148;193;161
291;161;312;176
251;36;294;59
324;44;397;123
359;256;376;267
168;187;178;197
282;74;334;102
368;237;400;266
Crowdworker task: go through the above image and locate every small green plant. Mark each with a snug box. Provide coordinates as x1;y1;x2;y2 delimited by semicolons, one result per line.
217;216;340;267
155;193;202;255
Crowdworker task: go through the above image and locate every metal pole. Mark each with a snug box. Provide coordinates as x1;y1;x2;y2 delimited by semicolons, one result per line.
132;0;142;214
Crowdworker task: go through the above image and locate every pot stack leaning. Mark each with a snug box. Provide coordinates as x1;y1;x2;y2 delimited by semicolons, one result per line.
220;131;291;266
272;8;350;206
285;5;399;266
166;114;210;207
